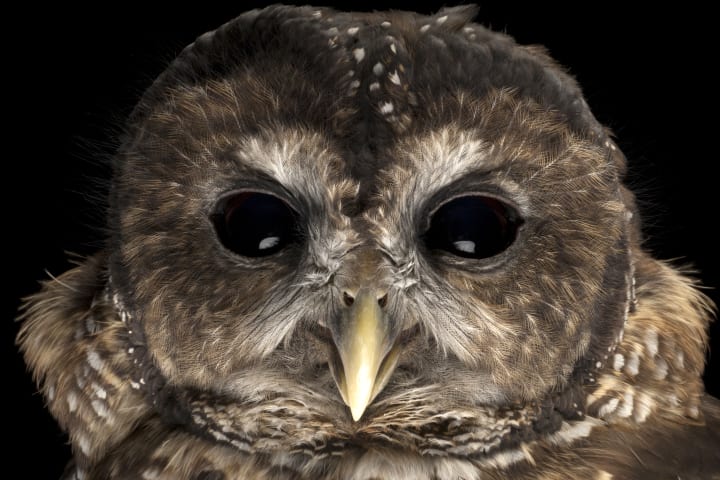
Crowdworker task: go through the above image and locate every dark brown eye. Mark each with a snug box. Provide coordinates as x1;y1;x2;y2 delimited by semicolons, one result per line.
212;192;300;257
423;195;522;259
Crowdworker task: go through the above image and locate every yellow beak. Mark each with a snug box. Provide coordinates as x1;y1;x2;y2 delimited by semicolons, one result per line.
332;291;400;421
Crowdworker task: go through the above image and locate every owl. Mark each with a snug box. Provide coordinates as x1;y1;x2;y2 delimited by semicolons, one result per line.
17;5;720;479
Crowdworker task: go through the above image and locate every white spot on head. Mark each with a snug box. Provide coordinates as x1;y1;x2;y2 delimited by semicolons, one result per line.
67;392;78;413
258;236;280;250
436;15;448;24
644;330;659;357
453;240;475;254
612;353;624;371
369;82;380;91
353;48;365;62
347;27;359;35
420;24;430;33
373;62;385;76
86;350;105;372
624;351;639;376
597;397;620;418
381;21;391;27
141;468;160;480
388;70;401;85
379;101;394;114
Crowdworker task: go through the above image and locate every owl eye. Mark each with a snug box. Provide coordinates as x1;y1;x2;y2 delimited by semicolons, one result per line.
211;192;301;257
423;195;522;259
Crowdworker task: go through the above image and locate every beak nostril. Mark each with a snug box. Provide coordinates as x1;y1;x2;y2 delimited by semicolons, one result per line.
377;293;388;308
343;291;355;307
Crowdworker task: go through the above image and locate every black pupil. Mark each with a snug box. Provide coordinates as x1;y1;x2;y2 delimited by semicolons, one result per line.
423;195;522;259
212;192;299;257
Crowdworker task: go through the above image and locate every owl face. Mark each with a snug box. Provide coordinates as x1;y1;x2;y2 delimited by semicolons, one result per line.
108;5;633;450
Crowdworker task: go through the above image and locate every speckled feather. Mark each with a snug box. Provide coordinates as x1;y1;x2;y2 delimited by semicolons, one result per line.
17;5;720;479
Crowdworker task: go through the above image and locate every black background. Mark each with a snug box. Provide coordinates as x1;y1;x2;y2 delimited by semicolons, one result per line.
5;3;717;478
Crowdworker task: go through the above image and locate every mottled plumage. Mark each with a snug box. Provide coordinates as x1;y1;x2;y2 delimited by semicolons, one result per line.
18;5;720;479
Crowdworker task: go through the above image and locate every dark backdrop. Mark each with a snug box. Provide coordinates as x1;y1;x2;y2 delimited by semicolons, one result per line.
5;3;717;478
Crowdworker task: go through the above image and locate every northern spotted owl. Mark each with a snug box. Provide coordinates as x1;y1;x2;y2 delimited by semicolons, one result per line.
18;5;720;479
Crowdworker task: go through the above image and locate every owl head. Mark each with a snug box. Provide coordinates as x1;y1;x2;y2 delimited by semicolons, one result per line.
106;4;636;444
31;7;720;475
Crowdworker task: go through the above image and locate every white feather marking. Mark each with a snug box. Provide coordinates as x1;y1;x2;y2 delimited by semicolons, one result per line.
77;434;91;456
379;101;394;114
86;350;105;372
653;356;668;380
644;329;659;357
436;15;448;24
597;397;620;418
420;24;430;33
486;448;527;469
612;353;624;371
547;419;598;445
67;391;78;413
91;382;107;399
373;62;384;75
141;468;160;480
369;82;380;91
353;48;365;62
633;392;653;423
624;351;639;376
388;70;401;85
616;392;634;418
91;399;109;418
675;350;685;369
347;27;359;35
